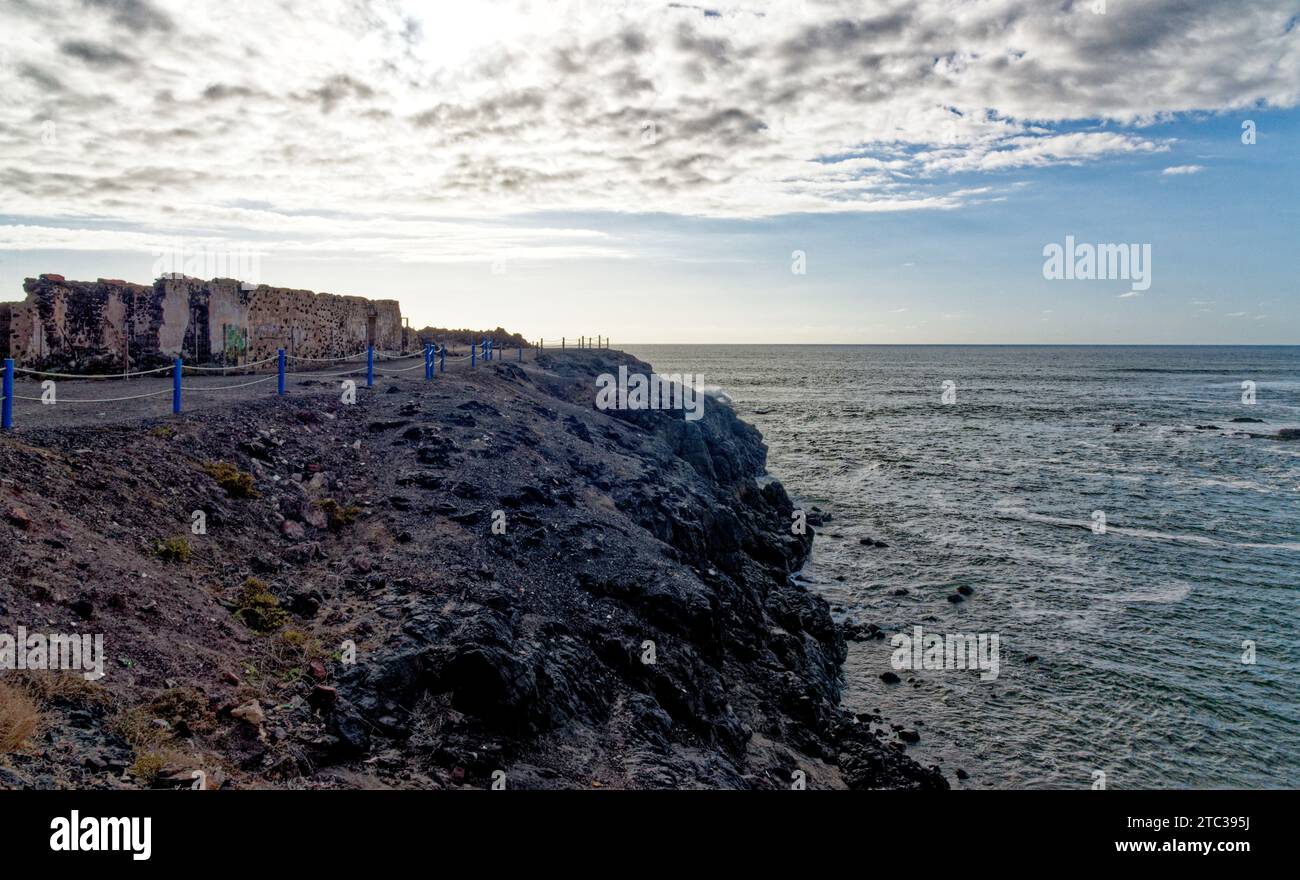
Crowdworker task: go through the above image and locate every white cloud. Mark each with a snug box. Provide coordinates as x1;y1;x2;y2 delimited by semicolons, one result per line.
1162;164;1206;175
0;0;1296;264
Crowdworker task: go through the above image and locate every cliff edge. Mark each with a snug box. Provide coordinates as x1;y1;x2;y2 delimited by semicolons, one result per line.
0;349;944;789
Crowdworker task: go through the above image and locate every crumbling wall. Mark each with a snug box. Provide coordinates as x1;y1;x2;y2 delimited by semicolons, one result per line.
0;274;407;370
0;303;11;360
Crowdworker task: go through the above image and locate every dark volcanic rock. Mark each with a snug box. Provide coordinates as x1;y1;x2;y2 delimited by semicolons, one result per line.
0;347;943;791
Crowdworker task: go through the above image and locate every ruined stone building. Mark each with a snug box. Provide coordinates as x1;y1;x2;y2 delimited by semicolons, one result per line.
0;275;409;370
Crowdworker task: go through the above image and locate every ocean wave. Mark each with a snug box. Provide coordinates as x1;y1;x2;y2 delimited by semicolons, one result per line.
994;509;1300;551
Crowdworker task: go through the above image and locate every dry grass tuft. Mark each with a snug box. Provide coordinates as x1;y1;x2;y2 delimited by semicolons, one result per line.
0;681;40;754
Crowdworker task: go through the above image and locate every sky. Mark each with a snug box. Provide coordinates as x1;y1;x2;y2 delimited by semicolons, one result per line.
0;0;1297;344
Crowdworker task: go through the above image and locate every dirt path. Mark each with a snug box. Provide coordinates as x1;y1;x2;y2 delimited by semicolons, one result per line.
3;349;526;430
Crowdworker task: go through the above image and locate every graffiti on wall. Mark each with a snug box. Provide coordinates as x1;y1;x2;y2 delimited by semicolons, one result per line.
223;324;247;364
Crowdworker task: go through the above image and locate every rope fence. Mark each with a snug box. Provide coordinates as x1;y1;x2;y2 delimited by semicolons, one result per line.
0;334;602;429
13;363;177;379
535;335;609;351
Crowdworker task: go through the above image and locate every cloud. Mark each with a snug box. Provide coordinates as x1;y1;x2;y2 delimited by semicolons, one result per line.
1162;164;1206;175
81;0;174;34
58;39;137;68
0;0;1297;263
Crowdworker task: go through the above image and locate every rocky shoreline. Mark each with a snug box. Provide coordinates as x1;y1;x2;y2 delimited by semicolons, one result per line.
0;349;944;789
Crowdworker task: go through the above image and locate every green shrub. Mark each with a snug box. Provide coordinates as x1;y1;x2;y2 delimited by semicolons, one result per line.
315;498;360;531
155;536;192;563
233;578;287;633
202;461;258;498
147;687;214;734
129;753;165;784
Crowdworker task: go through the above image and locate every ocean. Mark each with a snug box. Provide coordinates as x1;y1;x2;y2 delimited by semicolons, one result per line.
624;345;1300;789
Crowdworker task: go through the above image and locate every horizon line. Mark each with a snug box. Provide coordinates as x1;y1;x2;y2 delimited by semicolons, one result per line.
614;342;1300;347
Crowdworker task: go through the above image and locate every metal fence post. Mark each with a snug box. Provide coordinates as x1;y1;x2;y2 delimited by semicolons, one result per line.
2;359;13;430
173;357;183;414
471;340;477;368
439;345;445;373
277;348;286;395
367;346;374;387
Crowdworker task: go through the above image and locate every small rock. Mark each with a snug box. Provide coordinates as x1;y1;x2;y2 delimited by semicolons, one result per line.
880;671;901;684
308;685;337;710
231;700;264;727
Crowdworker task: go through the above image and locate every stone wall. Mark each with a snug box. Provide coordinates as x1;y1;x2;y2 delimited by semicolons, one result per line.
0;274;408;370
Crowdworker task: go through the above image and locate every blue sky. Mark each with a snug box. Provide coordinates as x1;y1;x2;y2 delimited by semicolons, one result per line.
1;1;1297;343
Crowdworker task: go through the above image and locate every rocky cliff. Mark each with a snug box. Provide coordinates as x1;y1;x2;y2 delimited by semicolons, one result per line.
0;349;944;789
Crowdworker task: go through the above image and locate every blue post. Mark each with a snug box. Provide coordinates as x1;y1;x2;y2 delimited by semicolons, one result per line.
2;358;13;430
366;346;374;387
439;345;445;373
424;345;431;380
277;348;286;395
172;357;182;414
471;340;477;368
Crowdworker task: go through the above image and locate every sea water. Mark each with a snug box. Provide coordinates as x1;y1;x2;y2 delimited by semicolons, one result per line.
626;344;1300;789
